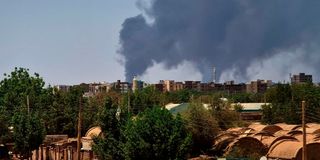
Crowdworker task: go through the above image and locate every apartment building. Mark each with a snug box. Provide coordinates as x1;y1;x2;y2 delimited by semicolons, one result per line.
291;73;313;84
246;80;272;94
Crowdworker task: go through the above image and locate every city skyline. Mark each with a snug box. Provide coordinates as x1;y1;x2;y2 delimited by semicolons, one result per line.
1;0;320;85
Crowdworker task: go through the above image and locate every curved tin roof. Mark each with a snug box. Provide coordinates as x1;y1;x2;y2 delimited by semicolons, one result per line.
85;126;102;138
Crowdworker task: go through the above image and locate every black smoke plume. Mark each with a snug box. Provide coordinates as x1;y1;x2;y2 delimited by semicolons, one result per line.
119;0;320;82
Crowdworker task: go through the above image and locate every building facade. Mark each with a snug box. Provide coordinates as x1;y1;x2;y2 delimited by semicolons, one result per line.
246;80;272;94
291;73;313;84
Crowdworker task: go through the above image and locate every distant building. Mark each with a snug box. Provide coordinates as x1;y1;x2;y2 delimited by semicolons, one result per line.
79;82;106;96
113;80;131;93
154;83;164;92
174;82;184;91
223;81;246;94
54;85;71;92
231;103;269;121
246;80;272;94
154;80;184;92
88;84;96;93
184;81;201;91
82;80;131;95
132;76;144;92
163;80;175;92
88;83;103;94
97;83;109;93
291;73;313;84
200;83;210;92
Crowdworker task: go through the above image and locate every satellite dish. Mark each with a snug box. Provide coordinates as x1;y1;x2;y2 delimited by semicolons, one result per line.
260;156;267;160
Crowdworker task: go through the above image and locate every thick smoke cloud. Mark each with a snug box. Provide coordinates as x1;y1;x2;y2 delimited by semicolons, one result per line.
119;0;320;82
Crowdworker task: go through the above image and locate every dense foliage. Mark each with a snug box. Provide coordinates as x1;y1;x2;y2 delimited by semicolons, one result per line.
182;103;219;156
0;68;46;158
2;67;320;159
262;83;320;124
123;107;192;160
209;96;243;129
92;97;127;160
12;108;45;158
0;106;10;144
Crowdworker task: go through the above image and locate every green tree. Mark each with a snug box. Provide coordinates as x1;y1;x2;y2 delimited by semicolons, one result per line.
12;107;45;159
61;86;84;136
210;96;242;129
228;93;253;103
0;67;45;116
45;85;91;136
92;97;127;160
0;68;47;156
182;103;219;156
261;104;273;124
262;83;320;124
0;106;10;144
123;107;192;160
125;86;162;114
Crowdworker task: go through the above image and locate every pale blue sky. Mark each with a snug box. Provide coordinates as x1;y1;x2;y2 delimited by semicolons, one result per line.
0;0;140;85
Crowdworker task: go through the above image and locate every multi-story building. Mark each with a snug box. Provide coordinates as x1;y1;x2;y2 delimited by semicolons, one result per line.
200;83;211;92
246;80;272;94
154;80;184;92
291;73;313;84
113;80;131;93
154;83;164;92
54;85;71;92
223;81;246;94
205;81;246;93
87;82;111;94
174;82;184;91
88;83;101;94
163;80;175;92
184;81;201;91
215;81;246;94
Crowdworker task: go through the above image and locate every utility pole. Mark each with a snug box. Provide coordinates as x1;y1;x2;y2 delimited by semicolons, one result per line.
302;101;307;160
77;96;82;160
27;95;30;115
128;91;131;114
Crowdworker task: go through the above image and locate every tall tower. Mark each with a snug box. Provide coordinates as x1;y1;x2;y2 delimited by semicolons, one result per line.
212;66;216;83
132;76;138;92
289;73;292;83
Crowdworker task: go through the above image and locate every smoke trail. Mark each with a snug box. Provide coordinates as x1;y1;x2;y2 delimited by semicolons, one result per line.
119;0;320;82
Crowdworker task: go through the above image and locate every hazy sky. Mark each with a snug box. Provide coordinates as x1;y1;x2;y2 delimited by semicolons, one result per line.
2;1;318;85
0;1;141;85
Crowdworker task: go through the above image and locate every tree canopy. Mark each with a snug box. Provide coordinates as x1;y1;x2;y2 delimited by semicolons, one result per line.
0;68;46;158
182;102;219;156
262;83;320;124
123;107;192;160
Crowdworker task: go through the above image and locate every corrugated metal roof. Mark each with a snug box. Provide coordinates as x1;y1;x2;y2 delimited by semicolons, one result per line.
167;103;190;115
231;103;270;111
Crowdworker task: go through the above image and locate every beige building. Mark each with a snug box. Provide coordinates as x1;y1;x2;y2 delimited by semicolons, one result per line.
163;80;175;92
246;79;272;94
174;82;184;91
132;76;144;92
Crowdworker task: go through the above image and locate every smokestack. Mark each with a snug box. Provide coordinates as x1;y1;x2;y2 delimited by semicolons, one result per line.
213;66;216;83
289;73;292;83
